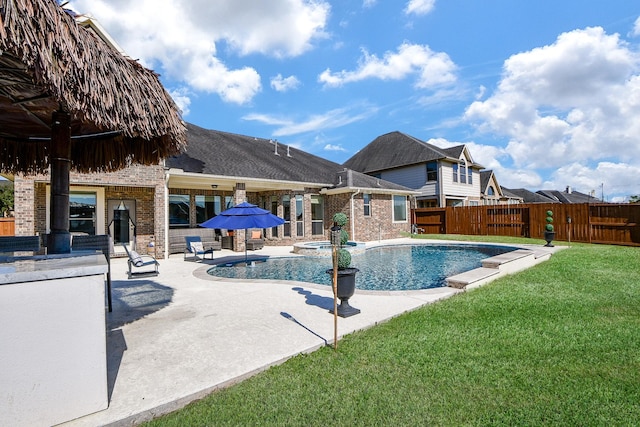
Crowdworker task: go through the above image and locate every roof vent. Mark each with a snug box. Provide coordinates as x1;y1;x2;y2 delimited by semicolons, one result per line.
566;185;572;194
286;145;292;157
274;139;279;156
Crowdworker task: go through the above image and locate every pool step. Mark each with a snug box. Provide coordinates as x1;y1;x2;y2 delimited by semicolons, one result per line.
446;248;551;290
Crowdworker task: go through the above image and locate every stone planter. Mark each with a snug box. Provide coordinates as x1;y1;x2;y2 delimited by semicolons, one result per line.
544;231;555;247
326;267;360;317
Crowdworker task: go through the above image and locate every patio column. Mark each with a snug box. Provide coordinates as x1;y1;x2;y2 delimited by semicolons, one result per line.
48;110;71;254
234;183;246;252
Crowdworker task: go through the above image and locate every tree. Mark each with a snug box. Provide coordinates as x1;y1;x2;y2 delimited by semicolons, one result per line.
630;195;640;204
0;182;14;216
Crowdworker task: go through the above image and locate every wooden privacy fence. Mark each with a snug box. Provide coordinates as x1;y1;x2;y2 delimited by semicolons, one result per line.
412;203;640;246
0;218;15;236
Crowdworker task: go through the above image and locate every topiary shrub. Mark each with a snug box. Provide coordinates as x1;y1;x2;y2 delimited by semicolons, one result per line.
332;212;352;269
545;210;554;232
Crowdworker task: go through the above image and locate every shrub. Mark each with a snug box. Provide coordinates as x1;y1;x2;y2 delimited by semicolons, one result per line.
545;210;554;232
332;212;352;269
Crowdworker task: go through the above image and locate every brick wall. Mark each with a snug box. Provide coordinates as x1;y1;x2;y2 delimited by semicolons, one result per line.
14;164;166;255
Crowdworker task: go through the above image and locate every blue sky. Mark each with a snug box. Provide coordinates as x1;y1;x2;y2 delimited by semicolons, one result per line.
68;0;640;201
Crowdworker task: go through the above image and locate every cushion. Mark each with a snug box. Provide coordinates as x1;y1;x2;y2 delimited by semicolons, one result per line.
129;250;144;267
191;241;204;253
251;230;261;239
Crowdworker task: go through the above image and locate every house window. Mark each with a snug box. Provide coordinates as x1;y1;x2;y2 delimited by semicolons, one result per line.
69;192;96;235
296;195;304;237
426;161;437;182
452;163;458;183
169;194;190;228
196;195;221;224
468;168;473;185
460;165;467;184
363;193;371;216
224;196;234;209
283;195;291;237
487;186;495;196
393;195;407;222
311;195;324;235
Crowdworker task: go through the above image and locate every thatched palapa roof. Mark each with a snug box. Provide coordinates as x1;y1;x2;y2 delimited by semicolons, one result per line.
0;0;186;174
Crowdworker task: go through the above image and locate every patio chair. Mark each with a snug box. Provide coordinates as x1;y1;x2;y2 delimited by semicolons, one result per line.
123;244;159;278
246;229;264;251
184;236;215;261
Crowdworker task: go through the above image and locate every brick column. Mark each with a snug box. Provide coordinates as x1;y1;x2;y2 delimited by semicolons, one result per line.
233;183;246;252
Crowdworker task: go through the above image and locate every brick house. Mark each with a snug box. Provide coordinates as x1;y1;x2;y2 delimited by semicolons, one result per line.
12;123;416;258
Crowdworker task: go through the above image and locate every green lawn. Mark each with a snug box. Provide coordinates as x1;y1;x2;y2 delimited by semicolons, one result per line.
147;237;640;426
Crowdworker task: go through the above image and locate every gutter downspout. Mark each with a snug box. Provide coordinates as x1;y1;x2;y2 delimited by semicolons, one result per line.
350;188;360;241
164;170;171;259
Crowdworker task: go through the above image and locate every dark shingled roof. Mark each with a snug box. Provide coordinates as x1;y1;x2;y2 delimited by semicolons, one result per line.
480;170;494;193
166;123;412;192
536;190;601;204
502;188;560;203
343;131;465;174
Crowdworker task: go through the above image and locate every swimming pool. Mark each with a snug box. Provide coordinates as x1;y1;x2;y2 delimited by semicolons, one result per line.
207;243;517;291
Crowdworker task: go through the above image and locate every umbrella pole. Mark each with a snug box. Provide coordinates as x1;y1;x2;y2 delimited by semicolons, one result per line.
244;229;248;265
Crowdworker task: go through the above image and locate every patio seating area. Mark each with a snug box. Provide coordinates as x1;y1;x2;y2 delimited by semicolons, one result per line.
60;238;562;427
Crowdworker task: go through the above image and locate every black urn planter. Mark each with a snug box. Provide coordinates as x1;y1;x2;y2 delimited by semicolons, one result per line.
544;231;555;247
326;267;361;317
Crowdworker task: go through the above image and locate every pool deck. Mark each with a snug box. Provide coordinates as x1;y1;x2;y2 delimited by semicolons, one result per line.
61;238;562;427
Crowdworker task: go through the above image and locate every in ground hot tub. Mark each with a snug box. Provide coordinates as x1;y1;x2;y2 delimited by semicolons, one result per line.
293;241;366;257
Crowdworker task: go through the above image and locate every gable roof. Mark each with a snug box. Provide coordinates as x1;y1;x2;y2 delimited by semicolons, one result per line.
480;170;496;194
166;123;413;193
343;131;482;174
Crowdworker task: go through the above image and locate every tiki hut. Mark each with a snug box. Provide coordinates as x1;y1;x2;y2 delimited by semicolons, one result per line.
0;0;186;252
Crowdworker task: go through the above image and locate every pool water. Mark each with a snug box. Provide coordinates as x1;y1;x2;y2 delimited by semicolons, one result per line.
207;244;517;291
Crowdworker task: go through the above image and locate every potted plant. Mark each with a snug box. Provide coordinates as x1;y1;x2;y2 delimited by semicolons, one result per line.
326;212;360;317
544;209;555;247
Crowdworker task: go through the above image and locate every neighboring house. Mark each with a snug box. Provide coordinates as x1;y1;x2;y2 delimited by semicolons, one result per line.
480;170;522;205
536;187;602;204
503;186;601;204
12;123;416;257
502;187;558;204
343;131;486;207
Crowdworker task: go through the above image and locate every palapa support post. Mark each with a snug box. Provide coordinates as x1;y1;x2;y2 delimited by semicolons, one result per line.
48;110;72;254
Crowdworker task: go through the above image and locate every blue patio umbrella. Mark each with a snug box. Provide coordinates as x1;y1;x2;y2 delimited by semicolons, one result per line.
199;202;285;264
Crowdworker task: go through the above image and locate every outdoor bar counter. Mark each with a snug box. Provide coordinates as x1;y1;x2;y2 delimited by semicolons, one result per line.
0;253;109;427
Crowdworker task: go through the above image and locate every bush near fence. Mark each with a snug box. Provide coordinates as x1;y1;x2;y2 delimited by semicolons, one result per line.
412;203;640;246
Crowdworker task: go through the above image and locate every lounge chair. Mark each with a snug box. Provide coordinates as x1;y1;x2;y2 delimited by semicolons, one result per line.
184;236;215;261
246;229;264;251
123;244;159;278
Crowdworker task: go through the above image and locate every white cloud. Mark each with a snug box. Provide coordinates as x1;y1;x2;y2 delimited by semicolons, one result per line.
324;144;347;152
546;162;640;200
168;87;192;117
319;42;456;88
362;0;377;8
68;0;330;104
270;74;301;92
405;0;435;16
243;105;378;136
465;27;640;173
632;16;640;37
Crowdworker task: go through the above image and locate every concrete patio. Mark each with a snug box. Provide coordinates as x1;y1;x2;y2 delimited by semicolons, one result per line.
60;238;560;426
